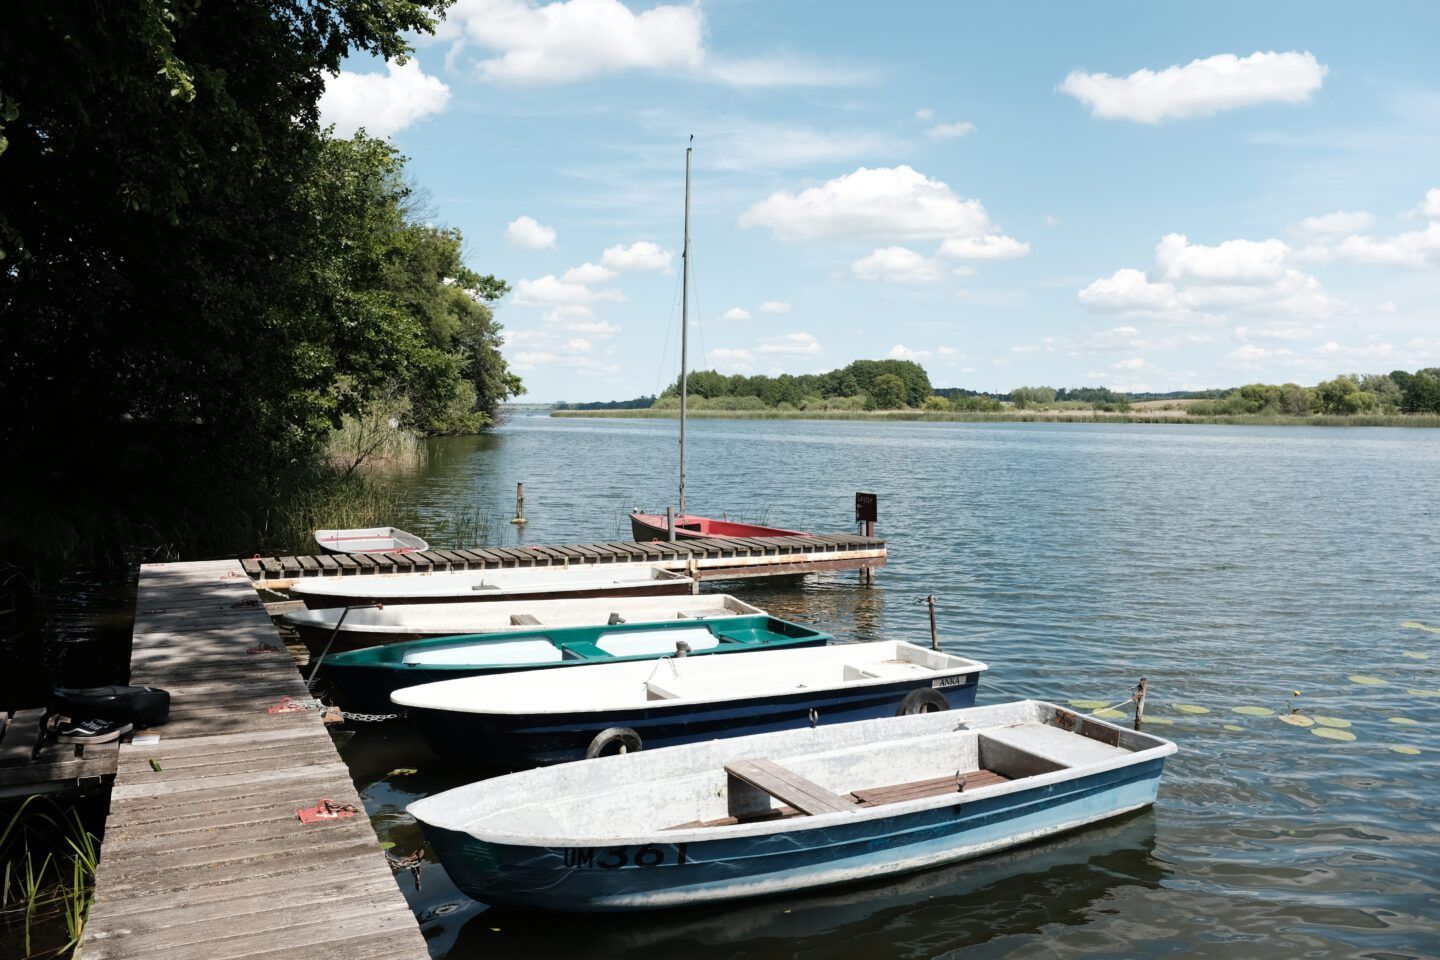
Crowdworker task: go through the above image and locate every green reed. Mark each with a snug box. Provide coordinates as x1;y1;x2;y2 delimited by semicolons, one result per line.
1;797;99;958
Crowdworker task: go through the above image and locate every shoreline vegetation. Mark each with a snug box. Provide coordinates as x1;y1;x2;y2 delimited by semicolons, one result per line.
551;359;1440;428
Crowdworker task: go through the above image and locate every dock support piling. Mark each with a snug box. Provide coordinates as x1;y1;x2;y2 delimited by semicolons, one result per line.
667;505;677;542
926;594;938;651
510;482;527;525
1134;677;1148;728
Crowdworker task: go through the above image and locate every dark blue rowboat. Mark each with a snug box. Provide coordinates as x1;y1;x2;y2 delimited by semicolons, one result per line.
407;700;1176;912
392;641;986;768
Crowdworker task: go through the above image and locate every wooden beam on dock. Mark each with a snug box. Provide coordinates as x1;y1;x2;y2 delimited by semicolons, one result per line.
247;533;886;590
80;559;427;960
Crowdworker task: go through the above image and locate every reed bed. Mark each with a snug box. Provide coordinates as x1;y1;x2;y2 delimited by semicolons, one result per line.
0;797;99;959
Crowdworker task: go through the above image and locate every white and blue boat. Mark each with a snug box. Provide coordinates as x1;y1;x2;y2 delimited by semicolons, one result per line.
391;640;986;767
407;700;1176;912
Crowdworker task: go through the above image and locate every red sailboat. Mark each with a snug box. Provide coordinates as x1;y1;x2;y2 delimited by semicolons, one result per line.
631;140;807;544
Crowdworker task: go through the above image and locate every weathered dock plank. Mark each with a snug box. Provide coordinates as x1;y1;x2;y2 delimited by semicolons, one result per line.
80;559;427;960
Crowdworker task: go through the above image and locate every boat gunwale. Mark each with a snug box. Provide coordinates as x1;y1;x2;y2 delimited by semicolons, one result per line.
389;642;988;715
288;565;692;599
412;703;1176;848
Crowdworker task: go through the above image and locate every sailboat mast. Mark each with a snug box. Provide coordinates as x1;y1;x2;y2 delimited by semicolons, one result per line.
679;138;691;518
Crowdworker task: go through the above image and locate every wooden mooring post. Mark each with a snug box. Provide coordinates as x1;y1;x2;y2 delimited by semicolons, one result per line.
510;482;528;525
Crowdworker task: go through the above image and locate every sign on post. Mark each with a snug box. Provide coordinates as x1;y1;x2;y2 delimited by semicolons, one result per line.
855;492;878;524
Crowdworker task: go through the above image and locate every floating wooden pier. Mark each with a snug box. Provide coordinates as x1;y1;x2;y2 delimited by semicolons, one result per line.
81;560;427;960
243;532;887;589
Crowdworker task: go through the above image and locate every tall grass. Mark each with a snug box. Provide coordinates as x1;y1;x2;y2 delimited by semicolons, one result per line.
0;797;99;958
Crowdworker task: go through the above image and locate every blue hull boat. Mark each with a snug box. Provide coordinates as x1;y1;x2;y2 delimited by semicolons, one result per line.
392;641;986;767
321;614;831;715
408;700;1176;912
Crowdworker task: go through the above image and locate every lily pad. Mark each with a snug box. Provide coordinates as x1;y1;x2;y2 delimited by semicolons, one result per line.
1223;724;1245;732
1389;745;1421;755
1312;716;1351;728
387;767;418;777
1349;675;1385;686
1401;620;1440;634
1311;727;1356;742
1278;714;1314;727
1402;651;1429;660
379;841;396;850
1068;699;1108;709
1232;706;1275;717
1174;703;1210;715
1091;708;1127;720
1388;716;1419;725
1143;716;1174;726
1407;689;1440;698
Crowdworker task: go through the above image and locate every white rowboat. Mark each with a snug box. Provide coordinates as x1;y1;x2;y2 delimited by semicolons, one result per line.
288;563;692;609
313;526;429;554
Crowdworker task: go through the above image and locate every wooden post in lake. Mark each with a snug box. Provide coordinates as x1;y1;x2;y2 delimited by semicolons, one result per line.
666;505;676;543
926;594;938;651
510;482;527;526
856;492;878;584
1134;677;1148;728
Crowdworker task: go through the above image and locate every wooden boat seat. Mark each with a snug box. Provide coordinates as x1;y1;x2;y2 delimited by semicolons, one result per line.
508;614;542;625
984;722;1127;767
665;767;1010;829
842;660;931;681
724;759;857;816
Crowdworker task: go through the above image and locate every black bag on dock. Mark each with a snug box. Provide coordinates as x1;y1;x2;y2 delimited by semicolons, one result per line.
50;685;170;726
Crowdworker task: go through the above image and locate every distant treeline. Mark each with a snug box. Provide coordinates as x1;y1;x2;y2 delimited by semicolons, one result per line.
1189;369;1440;416
554;396;657;410
658;360;935;411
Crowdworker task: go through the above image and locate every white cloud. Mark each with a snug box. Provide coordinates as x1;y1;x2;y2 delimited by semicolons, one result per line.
1152;234;1289;285
1112;357;1148;370
937;346;961;357
708;348;755;372
1059;51;1327;123
1227;344;1293;366
758;333;821;356
915;107;934;120
705;121;906;172
1079;269;1183;315
740;165;994;242
927;121;976;140
1322;223;1440;268
600;241;674;272
1043;214;1060;228
560;262;616;284
444;0;703;85
505;215;557;250
512;274;624;306
1233;324;1317;342
888;344;932;361
707;57;867;88
938;235;1031;259
542;305;619;336
718;307;751;322
319;59;450;137
851;246;942;283
1081;326;1146;351
1415;188;1440;219
1294;211;1375;236
758;300;791;314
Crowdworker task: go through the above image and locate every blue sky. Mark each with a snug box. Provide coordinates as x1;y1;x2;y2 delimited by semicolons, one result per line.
319;0;1440;401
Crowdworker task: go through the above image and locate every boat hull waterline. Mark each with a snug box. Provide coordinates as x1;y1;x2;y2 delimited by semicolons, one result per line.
321;614;832;715
393;641;986;767
409;701;1175;912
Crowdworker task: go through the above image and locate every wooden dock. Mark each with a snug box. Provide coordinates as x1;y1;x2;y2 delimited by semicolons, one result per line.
244;532;886;589
80;560;427;960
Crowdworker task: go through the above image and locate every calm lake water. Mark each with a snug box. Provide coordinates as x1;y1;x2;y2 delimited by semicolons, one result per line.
333;414;1440;959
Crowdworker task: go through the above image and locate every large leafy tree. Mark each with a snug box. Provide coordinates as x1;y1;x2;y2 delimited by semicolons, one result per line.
0;0;523;500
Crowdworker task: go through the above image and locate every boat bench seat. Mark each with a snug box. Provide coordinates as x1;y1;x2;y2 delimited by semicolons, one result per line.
644;677;727;701
983;722;1129;768
724;759;858;816
843;660;933;681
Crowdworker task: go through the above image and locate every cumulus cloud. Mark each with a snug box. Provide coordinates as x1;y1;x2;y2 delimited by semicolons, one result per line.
1059;51;1327;123
560;262;616;284
1112;357;1148;370
758;333;821;355
443;0;703;84
600;241;674;272
938;235;1031;259
319;59;450;137
708;347;755;372
927;121;976;140
1294;211;1375;236
1079;269;1182;314
915;107;934;120
758;301;791;314
1152;234;1289;285
740;165;994;242
851;246;942;283
1321;223;1440;268
505;215;557;250
888;344;932;361
512;275;624;306
717;307;751;321
1415;188;1440;219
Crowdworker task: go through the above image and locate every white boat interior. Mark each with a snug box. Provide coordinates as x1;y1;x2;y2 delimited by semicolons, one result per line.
289;563;690;601
399;627;722;666
391;641;985;714
314;526;428;553
283;594;763;637
408;701;1176;846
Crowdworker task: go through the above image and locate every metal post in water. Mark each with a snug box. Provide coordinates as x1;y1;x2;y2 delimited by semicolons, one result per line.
510;482;527;525
667;505;676;543
678;137;692;518
927;594;939;651
307;603;377;693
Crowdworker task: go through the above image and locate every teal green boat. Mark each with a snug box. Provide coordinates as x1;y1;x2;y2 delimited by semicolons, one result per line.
321;615;832;715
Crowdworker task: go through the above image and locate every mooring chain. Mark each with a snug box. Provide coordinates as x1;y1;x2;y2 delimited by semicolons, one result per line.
386;847;425;890
340;711;401;723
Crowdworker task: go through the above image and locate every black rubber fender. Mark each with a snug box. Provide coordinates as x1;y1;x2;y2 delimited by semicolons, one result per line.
585;726;643;758
897;688;949;716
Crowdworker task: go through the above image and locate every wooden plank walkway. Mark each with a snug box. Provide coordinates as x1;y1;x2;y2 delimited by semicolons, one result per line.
245;532;886;589
80;560;427;960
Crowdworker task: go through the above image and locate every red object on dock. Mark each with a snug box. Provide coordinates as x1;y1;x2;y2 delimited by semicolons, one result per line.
297;798;358;824
629;511;808;542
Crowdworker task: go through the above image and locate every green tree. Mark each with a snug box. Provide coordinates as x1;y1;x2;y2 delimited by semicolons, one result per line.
868;373;908;409
1314;375;1360;414
1010;386;1058;408
1402;372;1440;413
923;395;952;411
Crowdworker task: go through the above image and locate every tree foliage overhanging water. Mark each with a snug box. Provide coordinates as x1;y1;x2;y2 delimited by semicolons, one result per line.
0;1;521;578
